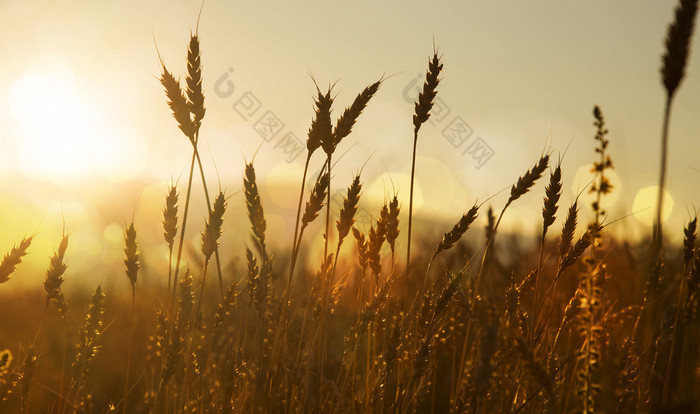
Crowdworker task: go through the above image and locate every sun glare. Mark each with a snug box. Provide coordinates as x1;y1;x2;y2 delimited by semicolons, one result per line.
633;186;674;225
7;57;149;185
9;70;94;183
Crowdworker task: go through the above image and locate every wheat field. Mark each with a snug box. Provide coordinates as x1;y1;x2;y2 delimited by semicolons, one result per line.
1;1;700;413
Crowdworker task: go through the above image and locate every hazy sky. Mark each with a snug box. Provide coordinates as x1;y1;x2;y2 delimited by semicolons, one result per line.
0;1;698;284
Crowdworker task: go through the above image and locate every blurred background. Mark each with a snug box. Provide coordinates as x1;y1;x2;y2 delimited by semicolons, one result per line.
0;0;698;290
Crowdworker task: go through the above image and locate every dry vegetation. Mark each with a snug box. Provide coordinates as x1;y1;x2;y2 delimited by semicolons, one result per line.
1;1;700;412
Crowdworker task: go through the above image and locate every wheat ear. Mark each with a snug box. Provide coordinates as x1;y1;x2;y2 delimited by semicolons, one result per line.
163;184;179;293
0;237;33;284
44;235;69;318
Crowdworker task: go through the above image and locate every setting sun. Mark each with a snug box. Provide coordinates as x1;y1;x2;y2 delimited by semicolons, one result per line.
9;60;94;183
7;57;151;185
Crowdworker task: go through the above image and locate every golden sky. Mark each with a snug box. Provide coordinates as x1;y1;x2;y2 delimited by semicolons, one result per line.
0;1;698;285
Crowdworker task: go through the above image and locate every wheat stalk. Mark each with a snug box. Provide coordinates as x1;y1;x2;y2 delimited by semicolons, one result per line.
533;162;562;333
654;0;699;259
290;89;333;282
197;191;227;324
287;171;329;306
122;222;139;413
406;51;442;298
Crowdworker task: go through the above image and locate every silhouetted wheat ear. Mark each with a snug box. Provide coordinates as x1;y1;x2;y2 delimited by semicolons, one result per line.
333;78;382;146
44;235;69;317
336;175;362;246
561;225;596;270
559;201;579;261
244;162;267;257
309;87;334;156
662;0;699;98
201;191;226;261
542;163;562;237
160;67;195;142
186;34;206;128
508;154;550;205
163;184;179;250
385;196;400;254
123;222;140;290
305;89;332;155
301;172;329;227
0;237;32;284
435;204;479;256
413;52;443;133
